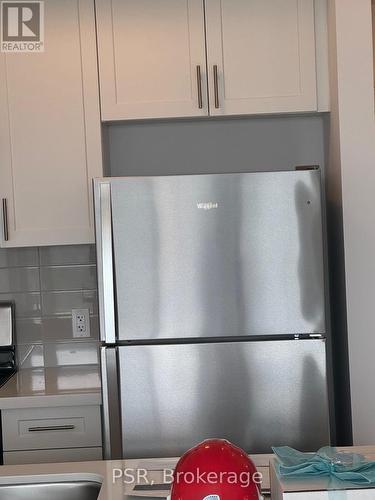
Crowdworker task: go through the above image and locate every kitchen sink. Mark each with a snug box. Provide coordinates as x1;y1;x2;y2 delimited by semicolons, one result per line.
0;478;102;500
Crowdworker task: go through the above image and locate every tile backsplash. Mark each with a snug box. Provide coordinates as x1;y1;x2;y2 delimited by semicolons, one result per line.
0;245;99;368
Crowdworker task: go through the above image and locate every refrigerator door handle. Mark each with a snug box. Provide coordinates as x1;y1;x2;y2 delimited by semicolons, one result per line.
94;181;116;344
101;347;122;460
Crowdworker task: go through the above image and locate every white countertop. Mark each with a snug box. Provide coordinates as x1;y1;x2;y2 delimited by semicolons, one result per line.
0;454;273;499
0;448;374;499
0;366;102;409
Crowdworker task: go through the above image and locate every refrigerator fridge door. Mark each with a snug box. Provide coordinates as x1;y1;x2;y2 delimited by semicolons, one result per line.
98;170;325;342
102;339;330;459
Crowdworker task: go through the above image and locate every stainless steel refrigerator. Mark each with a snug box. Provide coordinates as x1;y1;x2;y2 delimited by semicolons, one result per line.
94;169;330;460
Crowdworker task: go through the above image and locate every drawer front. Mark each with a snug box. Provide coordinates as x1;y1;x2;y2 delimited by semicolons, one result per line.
2;405;102;451
3;447;103;465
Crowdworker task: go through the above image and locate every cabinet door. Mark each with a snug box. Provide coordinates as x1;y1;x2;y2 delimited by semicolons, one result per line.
96;0;208;120
205;0;317;116
0;0;102;247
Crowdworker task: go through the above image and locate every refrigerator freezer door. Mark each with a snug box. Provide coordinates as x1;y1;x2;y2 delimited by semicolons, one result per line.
109;171;325;341
116;339;330;458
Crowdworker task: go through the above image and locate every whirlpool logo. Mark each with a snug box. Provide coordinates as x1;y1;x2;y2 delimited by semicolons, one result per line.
197;202;219;211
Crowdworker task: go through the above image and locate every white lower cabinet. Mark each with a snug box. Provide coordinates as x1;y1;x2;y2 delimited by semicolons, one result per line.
1;405;102;465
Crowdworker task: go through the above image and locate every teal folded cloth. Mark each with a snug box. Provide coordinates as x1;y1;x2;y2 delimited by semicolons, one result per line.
272;446;375;485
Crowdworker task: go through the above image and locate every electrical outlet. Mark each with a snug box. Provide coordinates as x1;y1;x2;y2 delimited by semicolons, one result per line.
72;308;90;338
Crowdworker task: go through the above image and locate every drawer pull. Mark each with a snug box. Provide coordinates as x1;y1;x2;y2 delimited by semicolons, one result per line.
2;198;9;241
28;425;75;432
213;65;220;109
196;65;203;109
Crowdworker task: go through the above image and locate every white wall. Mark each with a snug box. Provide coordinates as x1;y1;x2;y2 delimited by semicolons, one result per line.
106;115;326;177
328;0;375;444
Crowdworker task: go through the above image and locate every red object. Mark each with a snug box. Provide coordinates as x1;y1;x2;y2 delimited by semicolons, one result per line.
170;439;260;500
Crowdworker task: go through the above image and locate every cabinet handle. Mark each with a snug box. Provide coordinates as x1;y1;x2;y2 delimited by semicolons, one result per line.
28;425;75;432
213;65;220;109
2;198;8;241
196;65;203;109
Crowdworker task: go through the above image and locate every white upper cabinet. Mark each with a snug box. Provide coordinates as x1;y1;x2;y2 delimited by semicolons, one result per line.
205;0;317;116
95;0;208;120
0;0;103;247
96;0;328;121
